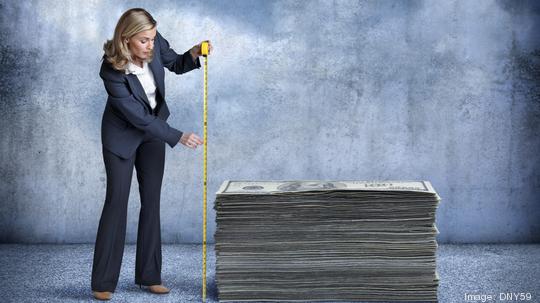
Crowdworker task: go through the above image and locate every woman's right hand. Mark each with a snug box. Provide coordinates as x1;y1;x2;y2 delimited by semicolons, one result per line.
180;132;203;149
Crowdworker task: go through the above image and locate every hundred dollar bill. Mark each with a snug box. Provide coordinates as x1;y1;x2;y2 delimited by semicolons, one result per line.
217;180;439;196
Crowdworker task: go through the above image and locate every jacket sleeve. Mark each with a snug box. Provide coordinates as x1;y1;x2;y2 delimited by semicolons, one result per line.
156;30;201;74
99;62;183;148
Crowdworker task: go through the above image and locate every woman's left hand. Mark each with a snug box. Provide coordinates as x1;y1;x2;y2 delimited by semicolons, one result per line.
190;40;213;59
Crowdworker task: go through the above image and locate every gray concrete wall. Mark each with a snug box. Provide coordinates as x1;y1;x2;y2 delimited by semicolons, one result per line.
0;0;539;244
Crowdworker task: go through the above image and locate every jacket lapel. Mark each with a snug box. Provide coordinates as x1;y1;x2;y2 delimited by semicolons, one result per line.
148;57;165;98
125;74;152;109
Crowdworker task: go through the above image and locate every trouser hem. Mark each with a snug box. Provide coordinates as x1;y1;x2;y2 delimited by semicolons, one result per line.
135;278;162;286
91;281;117;292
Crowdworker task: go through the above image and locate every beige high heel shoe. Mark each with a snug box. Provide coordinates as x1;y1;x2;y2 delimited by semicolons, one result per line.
138;284;171;294
93;291;112;300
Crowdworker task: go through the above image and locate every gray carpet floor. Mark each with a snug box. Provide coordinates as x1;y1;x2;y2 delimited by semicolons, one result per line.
0;244;538;303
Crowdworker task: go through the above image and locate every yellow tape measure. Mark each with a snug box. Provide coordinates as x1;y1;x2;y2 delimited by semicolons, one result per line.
201;40;209;302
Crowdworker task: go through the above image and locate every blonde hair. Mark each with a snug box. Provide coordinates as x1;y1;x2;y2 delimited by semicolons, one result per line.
103;8;157;71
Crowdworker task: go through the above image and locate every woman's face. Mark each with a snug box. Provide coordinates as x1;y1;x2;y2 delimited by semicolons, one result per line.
126;27;156;62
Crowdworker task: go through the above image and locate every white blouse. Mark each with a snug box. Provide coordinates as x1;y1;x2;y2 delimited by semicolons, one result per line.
125;60;157;110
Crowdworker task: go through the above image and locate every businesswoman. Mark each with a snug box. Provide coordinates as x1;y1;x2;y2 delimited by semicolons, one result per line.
91;8;212;300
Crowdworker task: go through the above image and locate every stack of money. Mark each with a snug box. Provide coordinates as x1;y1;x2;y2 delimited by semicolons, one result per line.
214;180;440;302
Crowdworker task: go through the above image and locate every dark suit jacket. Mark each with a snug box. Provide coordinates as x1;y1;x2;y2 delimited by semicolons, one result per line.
99;30;201;159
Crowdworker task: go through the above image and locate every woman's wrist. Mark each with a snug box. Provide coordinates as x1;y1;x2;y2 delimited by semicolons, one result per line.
189;49;198;62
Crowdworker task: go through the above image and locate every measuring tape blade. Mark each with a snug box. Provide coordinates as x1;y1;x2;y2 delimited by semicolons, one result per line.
201;40;209;302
